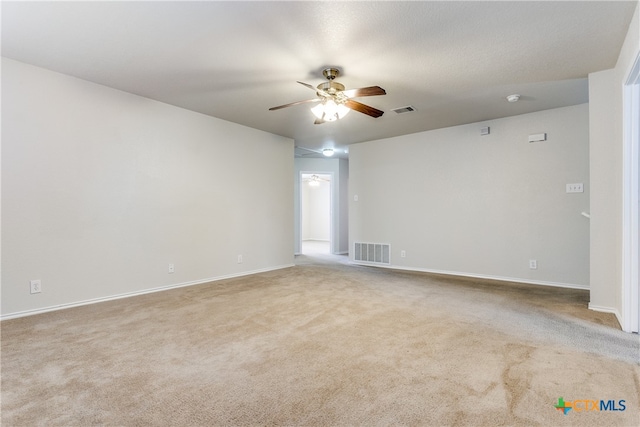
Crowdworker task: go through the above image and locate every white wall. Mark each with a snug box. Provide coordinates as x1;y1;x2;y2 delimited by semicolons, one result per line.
588;2;639;321
350;104;590;288
589;69;622;312
294;158;348;254
301;183;311;240
339;159;349;252
301;179;330;241
1;58;294;318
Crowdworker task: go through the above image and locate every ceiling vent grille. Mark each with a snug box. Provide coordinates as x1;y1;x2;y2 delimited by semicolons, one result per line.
391;106;416;115
354;242;390;265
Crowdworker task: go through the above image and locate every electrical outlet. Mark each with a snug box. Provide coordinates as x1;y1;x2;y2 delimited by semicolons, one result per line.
168;263;175;274
237;255;243;264
529;260;538;270
400;250;406;258
30;279;41;294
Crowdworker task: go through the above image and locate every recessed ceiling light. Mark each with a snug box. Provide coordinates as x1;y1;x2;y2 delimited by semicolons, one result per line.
506;94;521;103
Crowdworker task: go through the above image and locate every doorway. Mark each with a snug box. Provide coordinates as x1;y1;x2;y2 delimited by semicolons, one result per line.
300;172;332;255
623;52;640;333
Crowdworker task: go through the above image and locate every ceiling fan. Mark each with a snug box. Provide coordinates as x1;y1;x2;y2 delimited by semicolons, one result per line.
269;68;386;124
303;174;330;186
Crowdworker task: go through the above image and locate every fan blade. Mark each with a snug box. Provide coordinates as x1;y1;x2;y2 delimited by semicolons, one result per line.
344;99;384;118
314;118;326;125
269;98;320;111
297;81;317;91
298;81;331;97
342;86;386;98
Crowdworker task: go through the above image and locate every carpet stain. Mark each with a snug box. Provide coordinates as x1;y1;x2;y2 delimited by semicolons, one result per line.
501;343;535;421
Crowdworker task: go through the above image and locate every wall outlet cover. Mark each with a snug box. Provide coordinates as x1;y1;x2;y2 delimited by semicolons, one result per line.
30;279;42;294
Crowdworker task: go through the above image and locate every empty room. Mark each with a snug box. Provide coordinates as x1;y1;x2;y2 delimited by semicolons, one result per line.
2;1;639;426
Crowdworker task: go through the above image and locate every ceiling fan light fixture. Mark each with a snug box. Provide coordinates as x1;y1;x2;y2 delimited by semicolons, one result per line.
311;99;350;122
506;94;521;103
337;103;350;118
322;148;334;157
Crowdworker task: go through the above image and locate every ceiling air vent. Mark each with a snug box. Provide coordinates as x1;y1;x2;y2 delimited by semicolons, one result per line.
391;105;416;115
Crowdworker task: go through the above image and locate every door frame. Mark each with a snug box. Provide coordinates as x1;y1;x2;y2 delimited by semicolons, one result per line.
622;52;640;333
299;170;334;254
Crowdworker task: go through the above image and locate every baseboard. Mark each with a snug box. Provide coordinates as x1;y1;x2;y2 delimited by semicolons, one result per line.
588;303;623;327
350;262;589;290
0;264;295;321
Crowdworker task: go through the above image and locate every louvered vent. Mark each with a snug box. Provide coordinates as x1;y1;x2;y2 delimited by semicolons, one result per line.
391;105;416;114
354;242;391;265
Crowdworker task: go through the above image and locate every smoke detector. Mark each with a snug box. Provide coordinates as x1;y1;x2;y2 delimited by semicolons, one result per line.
506;94;521;103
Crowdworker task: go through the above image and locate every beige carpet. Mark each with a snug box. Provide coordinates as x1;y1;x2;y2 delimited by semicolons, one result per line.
2;254;639;426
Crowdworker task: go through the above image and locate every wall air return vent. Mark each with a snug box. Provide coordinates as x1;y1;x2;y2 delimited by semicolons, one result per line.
391;106;416;115
354;242;391;265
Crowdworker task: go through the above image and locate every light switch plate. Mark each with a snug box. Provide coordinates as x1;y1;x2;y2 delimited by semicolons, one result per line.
528;133;547;142
566;183;584;193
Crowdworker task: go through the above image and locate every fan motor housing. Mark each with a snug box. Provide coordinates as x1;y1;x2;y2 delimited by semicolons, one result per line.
317;81;345;95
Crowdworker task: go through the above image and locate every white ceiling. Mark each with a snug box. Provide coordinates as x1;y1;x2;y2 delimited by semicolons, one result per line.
2;1;637;159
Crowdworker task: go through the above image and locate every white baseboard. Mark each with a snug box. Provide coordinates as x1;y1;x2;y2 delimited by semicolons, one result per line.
350;262;590;290
1;264;295;321
295;251;347;255
588;303;623;327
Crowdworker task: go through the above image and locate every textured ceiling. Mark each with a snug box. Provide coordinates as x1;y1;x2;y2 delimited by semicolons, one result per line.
2;1;637;158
